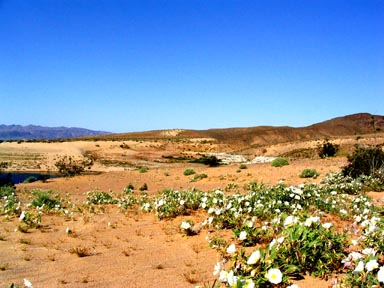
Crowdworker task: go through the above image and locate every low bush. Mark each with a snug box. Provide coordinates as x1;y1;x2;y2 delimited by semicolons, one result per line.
191;155;222;167
183;168;196;176
342;145;384;179
300;169;319;178
318;140;339;158
139;166;148;173
30;190;62;210
190;173;208;182
271;157;289;167
55;155;93;177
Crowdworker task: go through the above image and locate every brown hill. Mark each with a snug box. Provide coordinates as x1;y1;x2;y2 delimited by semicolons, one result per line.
85;113;384;147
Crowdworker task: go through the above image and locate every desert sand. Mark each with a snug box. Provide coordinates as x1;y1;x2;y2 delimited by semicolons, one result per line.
1;138;383;287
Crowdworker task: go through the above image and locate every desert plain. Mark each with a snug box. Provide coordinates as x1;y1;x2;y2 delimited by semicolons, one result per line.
1;132;384;288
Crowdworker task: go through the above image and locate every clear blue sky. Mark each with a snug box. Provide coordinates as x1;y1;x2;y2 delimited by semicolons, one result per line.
1;0;383;133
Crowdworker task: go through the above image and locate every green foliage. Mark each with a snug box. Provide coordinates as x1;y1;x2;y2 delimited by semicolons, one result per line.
124;183;135;194
239;163;247;169
55;155;93;177
139;166;148;173
275;222;348;278
18;211;41;231
342;145;384;179
86;190;118;205
299;168;319;178
190;173;208;182
0;186;19;215
183;168;196;176
271;157;289;167
317;139;339;158
154;189;203;219
30;190;62;210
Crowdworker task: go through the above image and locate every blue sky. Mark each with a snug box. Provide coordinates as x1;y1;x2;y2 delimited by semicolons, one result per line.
1;0;383;133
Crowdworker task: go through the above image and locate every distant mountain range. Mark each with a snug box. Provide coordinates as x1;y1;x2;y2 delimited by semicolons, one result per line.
1;113;383;143
0;125;111;140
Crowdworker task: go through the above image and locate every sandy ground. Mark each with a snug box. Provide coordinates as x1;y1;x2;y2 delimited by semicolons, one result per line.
1;140;383;287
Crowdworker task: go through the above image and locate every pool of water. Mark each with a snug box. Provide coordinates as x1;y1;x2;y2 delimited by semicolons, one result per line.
0;172;59;186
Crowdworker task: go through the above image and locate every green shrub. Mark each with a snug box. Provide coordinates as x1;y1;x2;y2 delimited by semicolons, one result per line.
300;169;319;178
31;190;62;210
139;166;148;173
342;145;384;179
271;157;289;167
190;173;208;182
317;140;339;158
183;168;196;176
86;190;118;205
239;163;247;169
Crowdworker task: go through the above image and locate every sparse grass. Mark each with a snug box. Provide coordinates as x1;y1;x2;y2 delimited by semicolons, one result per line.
183;269;200;284
0;263;9;271
19;238;31;245
69;246;93;257
47;253;56;261
155;263;165;270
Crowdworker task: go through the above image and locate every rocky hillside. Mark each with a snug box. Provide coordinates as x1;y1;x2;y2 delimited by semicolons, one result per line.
88;113;384;146
0;125;110;140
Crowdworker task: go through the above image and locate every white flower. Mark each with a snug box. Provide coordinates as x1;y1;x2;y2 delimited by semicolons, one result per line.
219;270;229;282
353;261;364;273
239;231;247;241
362;247;376;256
284;215;298;227
269;239;277;249
243;279;255;288
247;250;261;265
266;268;283;284
350;251;363;260
378;266;384;282
226;243;236;254
339;209;347;215
23;279;33;288
180;200;185;205
227;270;237;286
322;222;333;229
213;262;221;276
245;220;253;228
304;216;320;227
19;211;26;222
365;259;379;272
180;221;191;230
